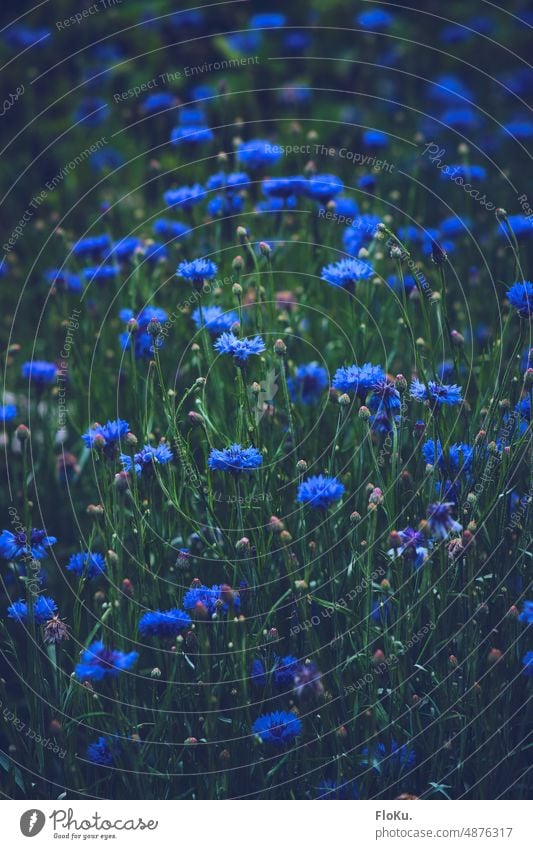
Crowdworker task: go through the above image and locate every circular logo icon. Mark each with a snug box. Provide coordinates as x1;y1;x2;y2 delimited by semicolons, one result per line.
20;810;46;837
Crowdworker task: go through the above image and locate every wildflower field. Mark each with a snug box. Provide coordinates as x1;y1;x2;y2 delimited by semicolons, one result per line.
0;0;532;802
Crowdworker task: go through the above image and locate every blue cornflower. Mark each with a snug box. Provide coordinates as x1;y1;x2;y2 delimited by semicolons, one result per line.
182;584;240;616
83;265;118;284
369;378;401;414
288;362;328;405
213;332;265;364
164;184;205;209
82;419;130;450
263;177;307;198
74;97;109;127
207;171;250;191
371;598;391;624
498;215;532;240
142;92;176;113
138;608;191;637
362;129;389;148
8;596;58;625
522;652;533;676
44;269;83;292
361;740;416;773
321;257;373;289
192;305;238;335
427;502;462;539
518;601;533;626
75;640;138;681
422;440;473;475
153;218;190;240
358;174;377;191
388;528;429;569
72;234;111;258
441;108;480;131
177;258;218;284
297;475;345;509
252;711;302;746
120;442;173;476
305;174;344;202
170;125;214;145
332;363;385;397
0;404;17;421
357;9;393;29
274;655;298;687
507;282;533;319
343;214;381;255
251;659;267;686
250;13;286;27
144;242;168;263
208;444;263;473
0;528;57;561
90;148;124;173
502;120;533;140
440;164;486;182
207;193;244;217
22;360;57;385
410;379;463;407
237;139;282;169
107;237;141;261
66;552;106;580
427;74;473;104
87;736;119;766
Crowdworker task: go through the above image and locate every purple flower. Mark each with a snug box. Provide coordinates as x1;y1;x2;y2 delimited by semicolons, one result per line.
426;502;462;539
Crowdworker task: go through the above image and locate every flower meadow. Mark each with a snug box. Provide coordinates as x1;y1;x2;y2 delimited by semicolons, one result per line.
0;0;531;803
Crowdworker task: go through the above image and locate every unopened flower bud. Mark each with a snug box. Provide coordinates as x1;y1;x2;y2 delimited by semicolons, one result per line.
296;459;308;474
15;424;30;441
274;338;287;356
358;405;371;421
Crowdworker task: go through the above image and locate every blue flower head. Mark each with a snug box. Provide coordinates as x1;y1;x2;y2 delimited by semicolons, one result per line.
182;584;240;617
522;652;533;676
306;174;344;202
153;218;190;240
388;527;428;569
0;528;57;561
369;379;401;414
357;9;393;29
507;282;533;319
177;258;218;284
237;139;282;169
22;361;57;385
410;379;463;407
332;363;385;397
192;305;238;335
252;710;302;746
72;234;111;259
518;601;533;626
82;419;130;451
273;655;298;687
120;442;173;476
362;129;389;149
87;735;120;766
0;404;17;422
213;332;265;365
66;552;106;580
170;125;214;145
250;658;267;686
427;501;462;539
263;176;308;198
8;596;58;625
208;444;263;473
297;475;345;509
321;257;373;289
164;184;205;209
75;640;138;681
288;362;328;404
138;608;191;637
44;269;83;293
